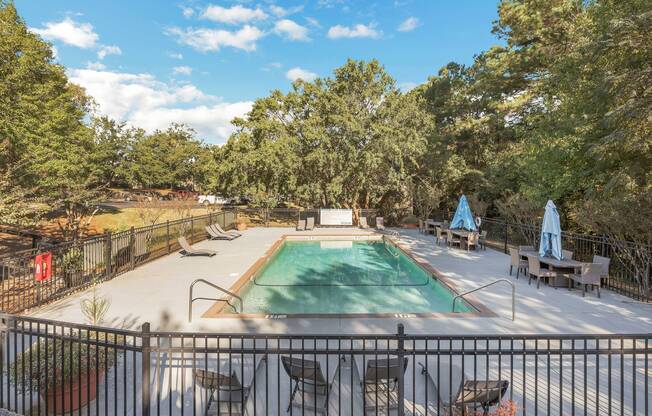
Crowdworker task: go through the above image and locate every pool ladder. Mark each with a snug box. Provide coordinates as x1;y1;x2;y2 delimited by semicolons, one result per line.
188;278;243;322
452;279;515;321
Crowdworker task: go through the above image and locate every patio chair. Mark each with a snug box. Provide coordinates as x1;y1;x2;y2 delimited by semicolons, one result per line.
526;255;556;288
178;236;217;257
376;217;385;231
205;225;236;241
212;223;241;238
419;219;425;234
194;368;250;415
362;357;408;414
509;248;528;279
435;226;447;246
419;358;509;416
306;217;315;231
478;230;488;250
359;217;370;229
447;230;461;248
568;263;602;297
592;255;611;286
562;249;574;260
465;232;479;251
296;219;306;231
282;355;338;413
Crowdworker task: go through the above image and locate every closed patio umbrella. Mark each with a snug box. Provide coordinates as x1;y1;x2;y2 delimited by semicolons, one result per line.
450;194;477;231
539;200;563;260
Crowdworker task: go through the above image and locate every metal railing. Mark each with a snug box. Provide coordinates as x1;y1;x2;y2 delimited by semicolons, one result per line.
0;315;650;415
188;278;243;322
0;211;237;314
452;279;516;321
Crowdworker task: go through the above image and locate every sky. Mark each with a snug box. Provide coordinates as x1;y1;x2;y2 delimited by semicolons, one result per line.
16;0;501;144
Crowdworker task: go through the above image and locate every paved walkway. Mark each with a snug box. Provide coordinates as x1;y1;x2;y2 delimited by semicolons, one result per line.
30;228;652;335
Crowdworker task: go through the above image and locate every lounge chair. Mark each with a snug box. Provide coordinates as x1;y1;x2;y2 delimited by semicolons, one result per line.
375;217;385;231
178;236;217;257
567;263;602;297
419;358;509;416
526;255;556;288
562;249;574;260
212;223;241;237
195;355;265;416
362;357;408;413
509;248;528;279
478;230;488;250
435;226;447;246
359;217;370;229
296;219;306;231
205;226;236;241
282;355;339;413
592;254;611;286
306;216;315;230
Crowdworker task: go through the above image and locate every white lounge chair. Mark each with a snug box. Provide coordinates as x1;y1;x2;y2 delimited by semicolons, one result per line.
212;223;241;237
375;217;385;231
306;217;315;230
205;225;236;241
296;219;306;231
359;217;370;229
178;236;217;257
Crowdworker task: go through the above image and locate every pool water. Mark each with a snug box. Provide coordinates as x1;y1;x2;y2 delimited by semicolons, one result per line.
230;240;472;315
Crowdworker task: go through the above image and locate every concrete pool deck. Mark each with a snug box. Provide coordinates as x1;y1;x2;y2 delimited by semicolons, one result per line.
30;227;652;336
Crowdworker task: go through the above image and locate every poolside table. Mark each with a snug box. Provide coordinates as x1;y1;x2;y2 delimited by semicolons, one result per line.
425;219;444;234
450;229;477;251
520;250;584;287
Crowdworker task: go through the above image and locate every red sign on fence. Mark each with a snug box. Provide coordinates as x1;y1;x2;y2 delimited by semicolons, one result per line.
34;252;52;281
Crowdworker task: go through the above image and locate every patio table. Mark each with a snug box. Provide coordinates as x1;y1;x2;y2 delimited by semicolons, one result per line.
450;229;477;251
520;249;584;287
425;219;444;234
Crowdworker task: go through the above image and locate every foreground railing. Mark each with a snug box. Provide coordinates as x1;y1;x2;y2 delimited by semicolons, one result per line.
0;315;650;415
0;211;237;314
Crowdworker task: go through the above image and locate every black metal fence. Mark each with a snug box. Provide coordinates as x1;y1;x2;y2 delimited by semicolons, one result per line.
0;211;236;314
480;218;652;303
0;315;650;415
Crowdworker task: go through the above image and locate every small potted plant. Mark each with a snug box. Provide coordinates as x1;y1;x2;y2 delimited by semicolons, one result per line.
235;217;248;231
9;287;116;413
401;214;419;229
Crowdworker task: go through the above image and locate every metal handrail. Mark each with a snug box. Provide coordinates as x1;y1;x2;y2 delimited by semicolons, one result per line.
452;278;515;321
188;279;243;322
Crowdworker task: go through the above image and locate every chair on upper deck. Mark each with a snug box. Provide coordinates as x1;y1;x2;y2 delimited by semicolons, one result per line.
509;248;528;279
526;255;556;288
567;263;602;297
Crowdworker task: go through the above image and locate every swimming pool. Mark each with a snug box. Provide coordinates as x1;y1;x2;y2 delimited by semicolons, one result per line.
219;237;476;316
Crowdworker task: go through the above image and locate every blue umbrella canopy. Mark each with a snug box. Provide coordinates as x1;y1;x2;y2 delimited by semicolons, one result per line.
450;195;477;231
539;200;563;260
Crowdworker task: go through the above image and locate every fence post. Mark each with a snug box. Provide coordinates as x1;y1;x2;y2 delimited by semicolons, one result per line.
190;216;194;242
141;322;151;416
503;219;508;254
166;220;170;254
396;323;405;416
105;232;112;279
130;226;136;270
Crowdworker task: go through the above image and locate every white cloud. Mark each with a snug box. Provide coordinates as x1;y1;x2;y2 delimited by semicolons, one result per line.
397;17;420;32
201;4;267;24
173;65;193;75
97;44;121;59
85;61;106;70
327;23;381;39
398;81;418;91
181;6;194;18
68;68;251;143
273;19;310;41
305;17;321;28
285;67;317;82
167;25;264;52
32;17;99;48
270;5;304;17
167;52;183;59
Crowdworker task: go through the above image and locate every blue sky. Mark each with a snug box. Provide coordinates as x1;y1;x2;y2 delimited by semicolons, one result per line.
16;0;501;143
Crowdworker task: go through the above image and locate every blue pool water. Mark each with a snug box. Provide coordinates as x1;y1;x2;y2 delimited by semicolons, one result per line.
231;240;472;315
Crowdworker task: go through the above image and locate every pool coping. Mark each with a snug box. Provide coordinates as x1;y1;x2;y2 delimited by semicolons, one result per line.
202;233;496;319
